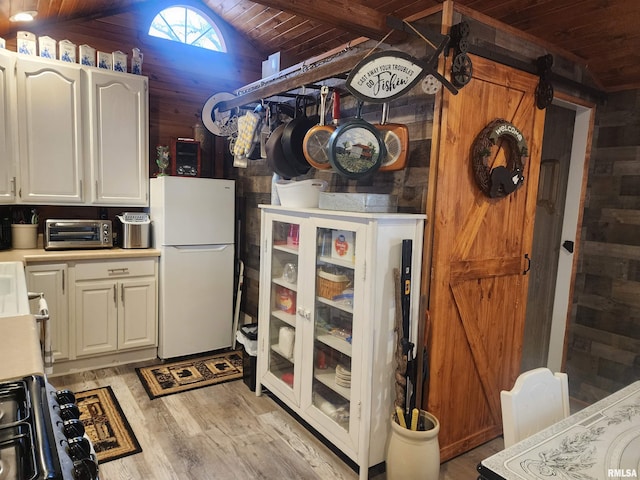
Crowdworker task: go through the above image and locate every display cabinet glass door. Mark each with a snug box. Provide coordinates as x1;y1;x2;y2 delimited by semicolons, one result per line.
265;218;302;404
309;224;360;448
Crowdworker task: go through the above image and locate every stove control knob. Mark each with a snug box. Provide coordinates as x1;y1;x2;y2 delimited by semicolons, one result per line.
59;403;81;421
67;436;91;461
56;389;76;405
62;419;85;438
73;457;99;480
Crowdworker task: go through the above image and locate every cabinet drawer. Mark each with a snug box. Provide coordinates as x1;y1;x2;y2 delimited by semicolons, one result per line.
74;258;156;280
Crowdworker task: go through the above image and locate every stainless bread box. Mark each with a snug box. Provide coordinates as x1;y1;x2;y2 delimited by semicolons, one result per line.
116;212;151;248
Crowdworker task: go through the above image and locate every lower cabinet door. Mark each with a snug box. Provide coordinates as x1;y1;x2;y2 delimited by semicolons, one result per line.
25;263;69;361
75;280;118;356
118;278;157;350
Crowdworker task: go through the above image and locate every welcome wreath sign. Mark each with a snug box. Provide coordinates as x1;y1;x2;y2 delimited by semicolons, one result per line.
471;119;529;199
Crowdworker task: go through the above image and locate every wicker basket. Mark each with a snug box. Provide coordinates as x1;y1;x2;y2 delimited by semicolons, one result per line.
316;271;350;300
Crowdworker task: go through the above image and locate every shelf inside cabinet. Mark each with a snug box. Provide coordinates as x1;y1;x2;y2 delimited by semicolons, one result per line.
272;277;297;291
271;309;296;327
274;244;299;255
316;333;352;357
317;255;354;269
317;296;353;314
315;368;351;400
271;344;294;362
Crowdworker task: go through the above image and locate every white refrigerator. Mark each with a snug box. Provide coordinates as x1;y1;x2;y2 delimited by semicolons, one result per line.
149;176;235;359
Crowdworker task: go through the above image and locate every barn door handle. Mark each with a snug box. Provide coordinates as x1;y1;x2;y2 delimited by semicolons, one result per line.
523;253;531;275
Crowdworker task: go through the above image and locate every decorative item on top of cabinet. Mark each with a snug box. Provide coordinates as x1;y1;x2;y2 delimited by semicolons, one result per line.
256;205;426;480
156;146;170;176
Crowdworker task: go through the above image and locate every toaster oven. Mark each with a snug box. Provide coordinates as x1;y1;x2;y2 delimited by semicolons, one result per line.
45;219;113;250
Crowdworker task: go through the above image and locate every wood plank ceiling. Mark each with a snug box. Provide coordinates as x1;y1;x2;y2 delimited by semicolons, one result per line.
0;0;638;92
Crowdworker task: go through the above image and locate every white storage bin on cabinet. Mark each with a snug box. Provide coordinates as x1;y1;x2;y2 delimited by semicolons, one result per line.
256;205;425;480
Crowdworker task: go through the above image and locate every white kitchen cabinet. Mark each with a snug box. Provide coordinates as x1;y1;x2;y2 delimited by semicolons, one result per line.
0;48;149;206
257;206;425;479
0;50;17;203
16;56;84;204
25;263;69;361
84;69;149;206
73;258;157;357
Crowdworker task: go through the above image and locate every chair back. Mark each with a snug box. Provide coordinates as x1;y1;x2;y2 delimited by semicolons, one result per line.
500;367;569;447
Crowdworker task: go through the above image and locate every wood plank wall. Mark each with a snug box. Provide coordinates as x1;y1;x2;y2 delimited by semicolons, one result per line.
566;90;640;403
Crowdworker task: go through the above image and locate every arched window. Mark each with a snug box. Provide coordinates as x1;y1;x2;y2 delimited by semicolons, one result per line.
149;5;227;52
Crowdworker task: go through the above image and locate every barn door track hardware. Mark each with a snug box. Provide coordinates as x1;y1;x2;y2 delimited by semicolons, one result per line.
535;54;554;109
386;16;458;95
449;21;473;88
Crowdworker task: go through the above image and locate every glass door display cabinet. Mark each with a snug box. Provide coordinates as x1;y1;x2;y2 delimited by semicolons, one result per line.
257;205;425;479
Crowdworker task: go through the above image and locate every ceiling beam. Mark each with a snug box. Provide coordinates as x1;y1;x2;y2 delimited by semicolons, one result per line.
247;0;406;43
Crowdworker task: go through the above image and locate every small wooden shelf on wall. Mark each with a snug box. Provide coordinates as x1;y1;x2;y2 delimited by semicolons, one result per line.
170;138;201;177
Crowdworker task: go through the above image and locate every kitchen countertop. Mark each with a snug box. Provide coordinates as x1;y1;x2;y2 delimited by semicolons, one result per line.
0;261;44;381
0;247;161;264
0;314;45;381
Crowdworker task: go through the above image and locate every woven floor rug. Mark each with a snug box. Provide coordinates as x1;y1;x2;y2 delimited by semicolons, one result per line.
136;350;243;400
75;386;142;464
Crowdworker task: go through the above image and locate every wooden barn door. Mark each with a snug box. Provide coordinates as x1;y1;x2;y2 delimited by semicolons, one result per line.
425;54;546;460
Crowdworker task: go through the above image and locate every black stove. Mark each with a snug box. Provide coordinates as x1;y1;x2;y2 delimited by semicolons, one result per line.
0;375;98;480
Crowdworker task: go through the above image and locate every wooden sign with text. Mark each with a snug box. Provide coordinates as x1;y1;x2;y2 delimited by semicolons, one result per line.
345;51;425;103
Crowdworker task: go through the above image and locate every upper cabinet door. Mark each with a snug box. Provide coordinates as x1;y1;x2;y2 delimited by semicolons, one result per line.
16;57;84;204
85;70;149;206
0;51;17;204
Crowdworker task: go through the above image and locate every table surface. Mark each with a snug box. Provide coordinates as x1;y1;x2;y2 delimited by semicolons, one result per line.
479;380;640;480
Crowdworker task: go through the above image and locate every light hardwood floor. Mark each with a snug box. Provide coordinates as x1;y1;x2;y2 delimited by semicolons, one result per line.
51;361;504;479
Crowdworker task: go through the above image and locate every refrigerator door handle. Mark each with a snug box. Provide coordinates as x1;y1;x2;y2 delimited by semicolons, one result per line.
172;245;230;252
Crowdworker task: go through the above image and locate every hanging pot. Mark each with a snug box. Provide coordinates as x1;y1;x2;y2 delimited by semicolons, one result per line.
265;104;295;178
267;123;298;179
303;87;340;170
281;96;318;176
375;103;409;171
327;100;385;179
